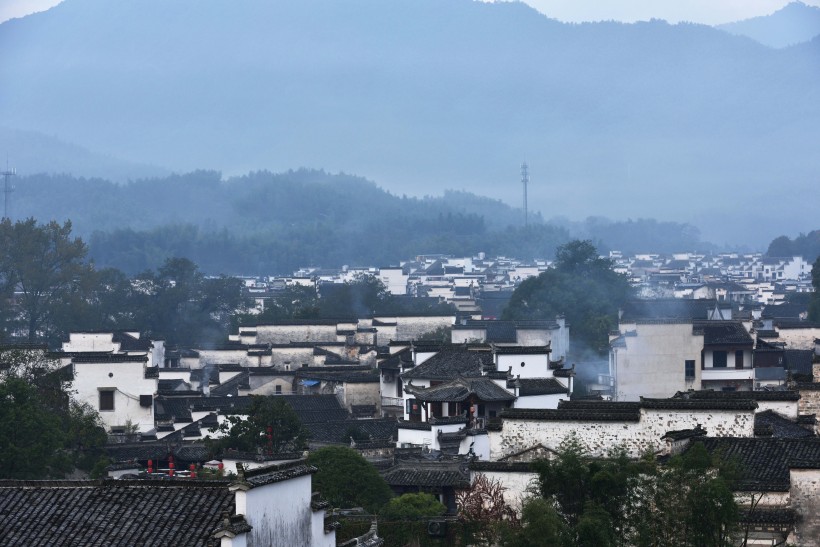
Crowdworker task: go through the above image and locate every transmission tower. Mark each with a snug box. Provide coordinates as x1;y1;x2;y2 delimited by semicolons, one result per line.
521;162;529;228
2;164;15;219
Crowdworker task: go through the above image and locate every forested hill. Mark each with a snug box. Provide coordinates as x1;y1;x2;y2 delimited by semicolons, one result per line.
2;0;819;245
10;171;709;275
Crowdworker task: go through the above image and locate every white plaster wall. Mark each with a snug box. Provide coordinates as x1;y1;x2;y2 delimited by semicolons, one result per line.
395;316;454;341
341;382;380;411
515;330;551;347
757;400;798;419
270;347;314;369
776;327;820;350
612;323;704;401
493;408;754;459
199;349;250;367
397;426;434;448
380;268;409;296
73;361;156;432
158;370;192;382
63;332;117;352
497;354;549;379
311;506;334;547
462;433;490;460
249;377;295;396
513;394;563;410
790;468;820;546
470;470;539;512
452;328;486;344
238;474;324;547
151;340;165;368
255;325;338;344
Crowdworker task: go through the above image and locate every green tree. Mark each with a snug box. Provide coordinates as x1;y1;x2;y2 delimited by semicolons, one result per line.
0;218;91;343
306;446;393;513
530;436;737;546
0;376;71;478
133;257;249;345
379;492;448;547
380;492;446;521
503;240;633;354
208;395;307;454
503;498;567;547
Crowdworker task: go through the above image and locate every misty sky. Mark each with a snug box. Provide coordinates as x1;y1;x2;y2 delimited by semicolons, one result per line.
3;0;820;25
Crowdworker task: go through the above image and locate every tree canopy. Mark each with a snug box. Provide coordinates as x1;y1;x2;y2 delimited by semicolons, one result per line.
0;218;90;342
0;219;250;346
207;395;307;455
0;347;108;479
502;240;633;354
517;435;739;547
306;446;393;513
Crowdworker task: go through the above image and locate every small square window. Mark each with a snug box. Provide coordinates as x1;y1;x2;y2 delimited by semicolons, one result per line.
685;360;695;379
99;390;115;411
275;385;282;394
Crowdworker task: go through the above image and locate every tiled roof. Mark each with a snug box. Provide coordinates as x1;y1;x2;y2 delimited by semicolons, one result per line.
493;345;552;355
695;438;820;491
113;331;153;351
672;390;799;402
761;302;807;320
405;376;515;403
469;461;533;472
620;299;726;322
515;378;568;396
640;397;757;411
0;480;234;546
104;442;208;463
211;371;251;397
401;349;492;381
662;425;707;441
239;460;317;489
304;419;397;445
296;369;380;384
754;410;814;439
694;321;753;346
71;354;149;364
784;349;814;376
381;461;470;488
501;408;641;422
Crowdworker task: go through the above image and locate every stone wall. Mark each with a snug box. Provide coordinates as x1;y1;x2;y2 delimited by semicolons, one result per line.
797;385;820;436
492;408;754;459
790;468;820;546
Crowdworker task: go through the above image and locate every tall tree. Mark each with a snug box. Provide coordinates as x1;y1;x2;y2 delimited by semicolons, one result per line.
207;395;307;455
503;240;633;354
306;446;393;513
0;218;90;342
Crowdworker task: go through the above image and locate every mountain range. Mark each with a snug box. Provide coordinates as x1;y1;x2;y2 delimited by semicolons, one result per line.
717;2;820;48
1;0;819;246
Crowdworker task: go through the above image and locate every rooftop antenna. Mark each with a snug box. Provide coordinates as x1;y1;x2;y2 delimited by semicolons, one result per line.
521;162;529;228
2;161;15;219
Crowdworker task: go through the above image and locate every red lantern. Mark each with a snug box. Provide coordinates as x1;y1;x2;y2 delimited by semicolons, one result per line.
147;459;153;474
189;463;197;479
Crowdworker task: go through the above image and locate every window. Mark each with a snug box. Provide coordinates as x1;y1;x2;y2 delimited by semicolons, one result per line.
99;390;115;411
275;385;282;395
685;360;695;379
735;350;744;369
713;351;727;368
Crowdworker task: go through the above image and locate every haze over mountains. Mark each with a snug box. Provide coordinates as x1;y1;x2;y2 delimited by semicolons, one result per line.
717;1;820;48
1;0;819;246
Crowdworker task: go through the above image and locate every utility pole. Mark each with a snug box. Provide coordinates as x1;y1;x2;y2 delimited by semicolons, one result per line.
2;163;15;219
521;162;529;228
